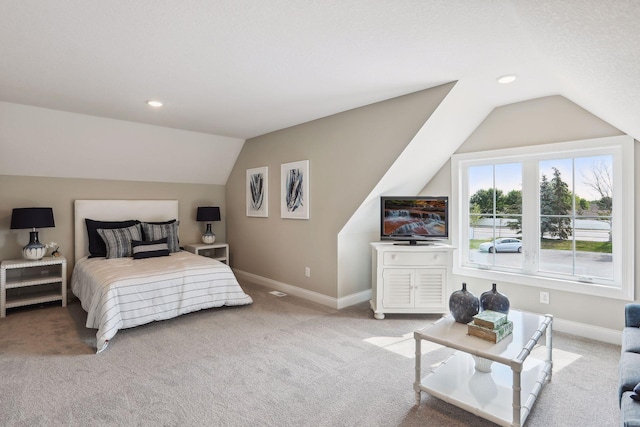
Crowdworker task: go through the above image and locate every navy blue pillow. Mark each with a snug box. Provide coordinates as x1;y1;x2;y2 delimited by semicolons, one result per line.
132;238;170;259
85;219;139;258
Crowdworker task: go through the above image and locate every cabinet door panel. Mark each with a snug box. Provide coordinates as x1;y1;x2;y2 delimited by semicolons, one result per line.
382;269;414;308
414;269;446;309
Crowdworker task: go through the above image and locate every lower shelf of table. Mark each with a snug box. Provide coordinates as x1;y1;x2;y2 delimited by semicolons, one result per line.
416;351;550;427
5;289;65;310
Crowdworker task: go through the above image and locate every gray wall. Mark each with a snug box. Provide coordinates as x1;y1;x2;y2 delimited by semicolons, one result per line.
225;85;453;299
0;175;226;278
421;95;635;331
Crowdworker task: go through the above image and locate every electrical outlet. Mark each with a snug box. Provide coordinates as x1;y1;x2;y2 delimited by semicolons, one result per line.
304;267;311;278
540;291;550;304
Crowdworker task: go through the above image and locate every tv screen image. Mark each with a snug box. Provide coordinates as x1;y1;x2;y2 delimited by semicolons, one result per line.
381;196;448;244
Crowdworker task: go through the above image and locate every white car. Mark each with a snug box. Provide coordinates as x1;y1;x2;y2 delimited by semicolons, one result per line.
478;238;522;253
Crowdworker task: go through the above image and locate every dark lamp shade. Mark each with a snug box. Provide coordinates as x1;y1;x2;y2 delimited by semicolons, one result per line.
196;207;221;222
10;207;55;229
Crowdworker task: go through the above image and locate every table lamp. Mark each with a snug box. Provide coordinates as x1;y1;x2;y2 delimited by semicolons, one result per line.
10;207;55;260
196;206;220;244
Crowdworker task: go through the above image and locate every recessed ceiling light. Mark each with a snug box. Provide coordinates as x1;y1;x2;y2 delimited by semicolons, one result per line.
146;100;163;107
497;74;518;84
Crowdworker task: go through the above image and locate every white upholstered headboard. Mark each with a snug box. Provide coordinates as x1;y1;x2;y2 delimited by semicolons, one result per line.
74;200;179;262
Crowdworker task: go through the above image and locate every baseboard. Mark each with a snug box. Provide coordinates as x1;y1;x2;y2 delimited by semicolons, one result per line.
233;269;331;308
233;269;621;345
553;317;621;346
336;288;372;309
233;269;372;310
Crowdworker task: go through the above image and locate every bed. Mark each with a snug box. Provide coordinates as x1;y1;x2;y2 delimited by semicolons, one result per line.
70;200;253;353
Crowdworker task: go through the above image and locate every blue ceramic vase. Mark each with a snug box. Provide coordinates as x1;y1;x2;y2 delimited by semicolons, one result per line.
480;283;510;314
449;282;479;324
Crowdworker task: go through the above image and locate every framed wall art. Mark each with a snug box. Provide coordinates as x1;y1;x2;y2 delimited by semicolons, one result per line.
246;166;268;217
281;160;309;219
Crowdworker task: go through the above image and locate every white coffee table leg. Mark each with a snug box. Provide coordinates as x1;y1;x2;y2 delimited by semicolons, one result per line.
414;334;422;405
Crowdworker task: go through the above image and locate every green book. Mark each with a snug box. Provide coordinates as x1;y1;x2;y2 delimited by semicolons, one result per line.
468;320;513;343
472;310;508;329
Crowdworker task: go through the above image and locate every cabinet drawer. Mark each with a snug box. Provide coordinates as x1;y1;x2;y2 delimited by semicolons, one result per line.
383;251;446;266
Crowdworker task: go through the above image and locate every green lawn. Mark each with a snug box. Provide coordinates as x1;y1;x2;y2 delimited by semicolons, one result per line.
470;238;612;253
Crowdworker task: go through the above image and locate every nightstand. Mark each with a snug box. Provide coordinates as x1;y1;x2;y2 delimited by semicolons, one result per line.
1;256;67;318
185;243;229;264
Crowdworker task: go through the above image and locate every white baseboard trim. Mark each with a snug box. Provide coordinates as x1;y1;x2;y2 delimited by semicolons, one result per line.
233;269;621;345
552;317;621;346
233;269;372;310
336;289;373;309
234;269;330;308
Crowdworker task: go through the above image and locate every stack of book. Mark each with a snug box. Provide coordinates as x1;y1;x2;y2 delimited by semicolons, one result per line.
468;310;513;343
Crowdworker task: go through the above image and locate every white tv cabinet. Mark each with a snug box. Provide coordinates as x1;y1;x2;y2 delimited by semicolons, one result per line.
370;242;454;320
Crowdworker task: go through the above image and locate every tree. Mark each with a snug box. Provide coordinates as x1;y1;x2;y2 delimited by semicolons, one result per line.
575;195;590;213
503;189;522;234
598;196;612;211
540;167;573;240
539;173;554;239
503;189;522;214
582;159;612;202
469;188;503;214
468;188;523;236
582;158;613;241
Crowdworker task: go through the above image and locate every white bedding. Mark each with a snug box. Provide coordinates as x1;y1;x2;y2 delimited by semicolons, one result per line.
71;250;253;353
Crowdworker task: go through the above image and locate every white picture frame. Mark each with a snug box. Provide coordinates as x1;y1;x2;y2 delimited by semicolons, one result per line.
246;166;268;217
281;160;309;219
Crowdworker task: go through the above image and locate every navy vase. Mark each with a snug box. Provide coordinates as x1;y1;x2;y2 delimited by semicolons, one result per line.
480;283;510;314
449;283;479;324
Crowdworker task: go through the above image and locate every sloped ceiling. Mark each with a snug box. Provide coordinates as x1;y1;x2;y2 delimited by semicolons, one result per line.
1;1;638;141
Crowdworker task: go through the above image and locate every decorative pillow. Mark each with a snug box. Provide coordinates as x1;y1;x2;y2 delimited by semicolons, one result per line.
85;219;139;258
131;238;170;259
140;221;180;253
97;224;142;259
145;219;177;225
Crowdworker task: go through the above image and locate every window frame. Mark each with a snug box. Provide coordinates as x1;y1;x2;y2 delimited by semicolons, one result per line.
451;135;634;301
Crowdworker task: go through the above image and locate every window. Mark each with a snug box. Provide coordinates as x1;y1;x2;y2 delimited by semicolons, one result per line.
451;135;634;300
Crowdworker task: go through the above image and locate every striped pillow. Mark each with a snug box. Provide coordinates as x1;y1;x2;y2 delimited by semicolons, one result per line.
85;219;139;258
132;238;170;259
141;221;180;253
97;224;142;259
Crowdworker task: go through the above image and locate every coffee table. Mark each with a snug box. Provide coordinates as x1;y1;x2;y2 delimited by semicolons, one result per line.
413;310;552;427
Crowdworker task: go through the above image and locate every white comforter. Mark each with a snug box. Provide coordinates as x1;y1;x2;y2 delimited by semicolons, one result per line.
71;251;253;353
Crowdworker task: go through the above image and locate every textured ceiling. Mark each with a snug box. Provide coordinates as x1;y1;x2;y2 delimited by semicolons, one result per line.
0;0;638;140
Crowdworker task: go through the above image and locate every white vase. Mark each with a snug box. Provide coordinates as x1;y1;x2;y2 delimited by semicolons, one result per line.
472;355;493;373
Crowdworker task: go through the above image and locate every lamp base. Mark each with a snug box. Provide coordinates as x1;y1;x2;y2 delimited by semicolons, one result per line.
202;232;216;244
202;223;216;244
23;231;46;260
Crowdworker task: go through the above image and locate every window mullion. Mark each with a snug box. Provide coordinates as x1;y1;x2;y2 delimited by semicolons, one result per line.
521;159;538;274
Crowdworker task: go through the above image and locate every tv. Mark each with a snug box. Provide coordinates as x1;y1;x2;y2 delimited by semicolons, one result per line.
380;196;448;245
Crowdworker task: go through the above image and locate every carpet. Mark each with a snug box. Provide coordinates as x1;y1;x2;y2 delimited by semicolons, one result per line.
0;280;621;426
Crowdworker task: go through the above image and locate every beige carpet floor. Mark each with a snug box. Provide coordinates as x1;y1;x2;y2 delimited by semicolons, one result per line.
0;280;621;426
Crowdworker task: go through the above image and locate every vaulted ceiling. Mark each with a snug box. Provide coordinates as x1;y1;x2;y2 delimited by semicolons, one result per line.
1;1;639;141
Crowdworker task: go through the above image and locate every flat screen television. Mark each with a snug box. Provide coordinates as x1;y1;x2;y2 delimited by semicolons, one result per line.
380;196;448;245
